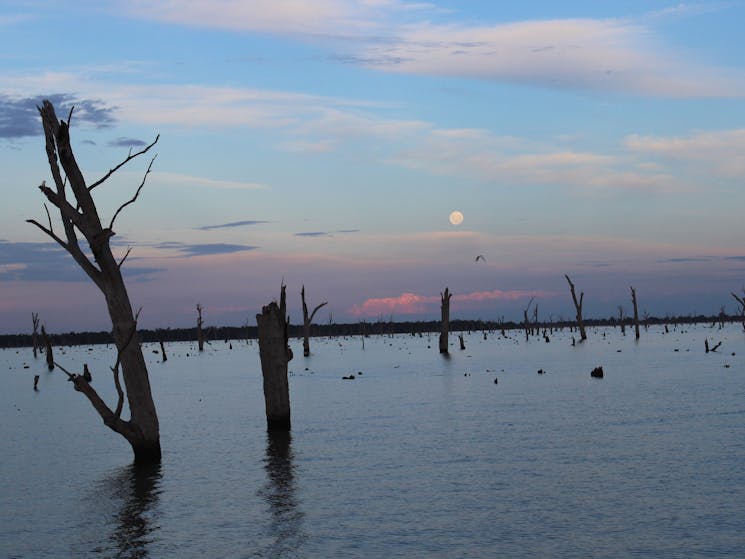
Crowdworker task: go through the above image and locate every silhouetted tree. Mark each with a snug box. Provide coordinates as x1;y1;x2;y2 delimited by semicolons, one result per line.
732;290;745;330
618;305;626;335
439;287;452;354
564;275;587;341
196;303;205;352
27;100;161;463
31;312;40;358
41;324;53;370
301;285;327;357
522;297;534;341
630;286;640;340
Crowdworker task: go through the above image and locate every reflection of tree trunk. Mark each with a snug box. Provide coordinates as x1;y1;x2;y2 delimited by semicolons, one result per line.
106;462;162;559
261;431;304;556
439;288;452;354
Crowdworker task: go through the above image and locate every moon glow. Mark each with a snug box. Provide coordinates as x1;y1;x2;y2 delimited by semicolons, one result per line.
449;210;464;226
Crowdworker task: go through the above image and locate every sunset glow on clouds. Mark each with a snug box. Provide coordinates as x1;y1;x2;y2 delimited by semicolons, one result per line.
2;1;745;332
349;289;557;318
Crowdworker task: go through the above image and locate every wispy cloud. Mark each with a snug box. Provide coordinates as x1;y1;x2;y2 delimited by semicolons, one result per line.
153;172;267;190
295;231;332;238
108;137;148;148
115;1;745;98
153;242;259;257
198;220;269;231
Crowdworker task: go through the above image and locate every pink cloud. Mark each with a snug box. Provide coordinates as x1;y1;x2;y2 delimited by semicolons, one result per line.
348;288;551;317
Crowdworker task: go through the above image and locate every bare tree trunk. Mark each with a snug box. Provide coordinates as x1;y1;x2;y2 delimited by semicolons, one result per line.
439;287;452;354
618;305;626;335
196;303;204;352
564;275;587;341
41;324;54;371
159;338;168;362
32;313;40;358
458;333;465;350
301;285;327;357
631;286;640;340
27;100;160;463
257;283;293;430
522;297;534;342
732;291;745;331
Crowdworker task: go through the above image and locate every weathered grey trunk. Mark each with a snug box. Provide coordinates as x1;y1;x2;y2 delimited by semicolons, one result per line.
28;100;160;463
41;324;54;371
439;287;452;354
631;286;640;340
257;284;293;430
565;274;587;341
301;285;327;357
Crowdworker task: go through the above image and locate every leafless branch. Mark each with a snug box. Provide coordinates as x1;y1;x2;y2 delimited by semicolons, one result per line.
109;155;156;231
118;247;133;270
88;135;159;192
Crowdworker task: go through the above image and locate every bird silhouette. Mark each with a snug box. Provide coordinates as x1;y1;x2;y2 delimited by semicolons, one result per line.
475;255;486;262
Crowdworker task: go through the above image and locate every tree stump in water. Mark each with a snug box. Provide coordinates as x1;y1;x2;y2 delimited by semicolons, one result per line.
439;287;452;354
257;284;293;430
41;325;54;371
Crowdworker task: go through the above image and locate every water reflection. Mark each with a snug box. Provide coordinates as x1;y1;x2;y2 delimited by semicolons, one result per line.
100;462;162;559
259;431;305;556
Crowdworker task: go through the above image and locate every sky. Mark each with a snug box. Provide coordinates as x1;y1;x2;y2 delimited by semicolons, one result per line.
1;0;745;334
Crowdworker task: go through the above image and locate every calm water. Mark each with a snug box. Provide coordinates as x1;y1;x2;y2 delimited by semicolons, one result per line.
2;325;744;558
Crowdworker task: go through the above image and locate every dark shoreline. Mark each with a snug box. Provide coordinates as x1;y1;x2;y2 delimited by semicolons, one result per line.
1;314;742;349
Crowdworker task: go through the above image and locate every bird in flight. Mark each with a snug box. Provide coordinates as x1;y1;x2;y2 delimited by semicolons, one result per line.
475;255;486;262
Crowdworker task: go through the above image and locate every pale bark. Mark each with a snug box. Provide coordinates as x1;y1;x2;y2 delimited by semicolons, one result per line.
565;275;587;341
439;287;452;354
301;285;327;357
257;283;293;430
27;100;160;463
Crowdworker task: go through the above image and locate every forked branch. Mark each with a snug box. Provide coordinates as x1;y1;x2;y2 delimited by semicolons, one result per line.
89;135;159;192
109;155;157;231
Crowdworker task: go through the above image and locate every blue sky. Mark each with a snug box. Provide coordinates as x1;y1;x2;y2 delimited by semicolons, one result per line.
2;1;745;333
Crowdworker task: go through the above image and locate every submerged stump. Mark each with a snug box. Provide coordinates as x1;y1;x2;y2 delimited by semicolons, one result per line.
257;285;293;431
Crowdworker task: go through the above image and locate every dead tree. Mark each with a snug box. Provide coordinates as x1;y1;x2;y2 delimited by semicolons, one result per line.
618;305;626;335
564;275;587;341
31;313;40;358
439;287;452;354
27;100;160;463
159;338;168;363
256;283;293;430
300;285;327;357
732;291;745;330
630;286;640;340
41;324;54;371
522;297;534;341
196;303;205;352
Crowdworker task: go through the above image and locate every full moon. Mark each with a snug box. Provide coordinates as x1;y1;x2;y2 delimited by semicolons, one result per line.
449;210;464;226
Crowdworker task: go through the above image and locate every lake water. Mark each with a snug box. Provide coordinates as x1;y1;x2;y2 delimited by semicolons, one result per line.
2;324;744;558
